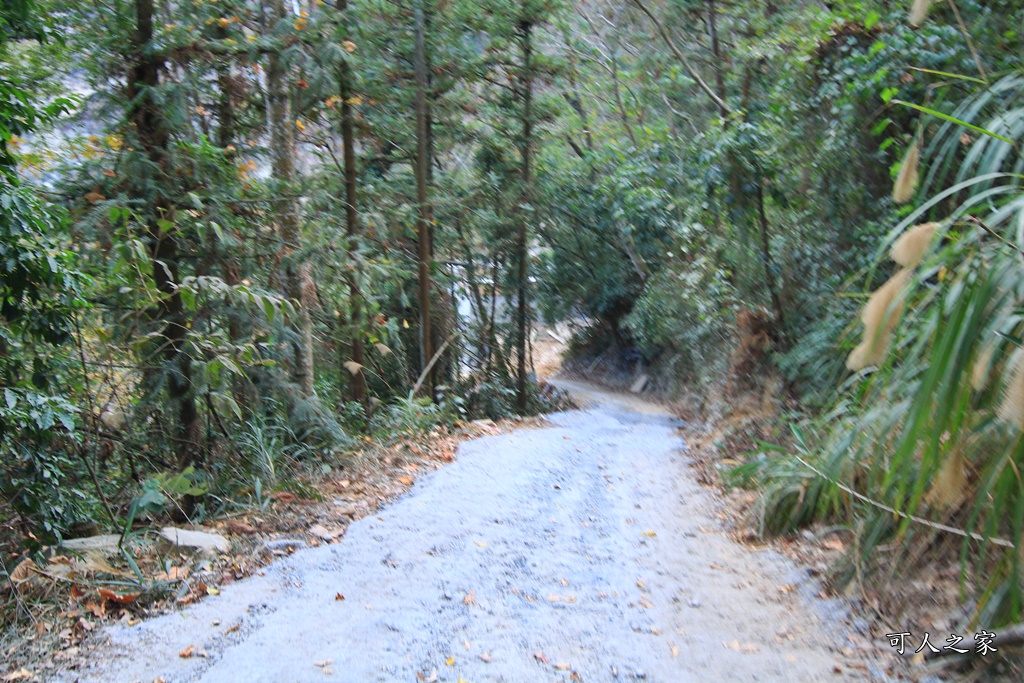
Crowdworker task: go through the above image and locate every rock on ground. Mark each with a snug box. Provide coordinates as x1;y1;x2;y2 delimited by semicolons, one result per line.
64;383;877;683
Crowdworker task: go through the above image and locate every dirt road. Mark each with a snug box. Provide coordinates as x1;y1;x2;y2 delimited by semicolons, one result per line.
66;383;873;682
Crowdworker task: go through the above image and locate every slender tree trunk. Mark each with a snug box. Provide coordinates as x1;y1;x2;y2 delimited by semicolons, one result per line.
213;37;254;416
609;49;637;148
337;0;366;405
515;18;534;412
268;0;314;397
707;0;727;105
755;182;785;332
414;4;433;396
130;0;201;467
454;217;493;371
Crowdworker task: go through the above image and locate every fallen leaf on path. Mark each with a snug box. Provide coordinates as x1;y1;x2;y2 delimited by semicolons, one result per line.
644;531;656;537
636;579;646;588
479;652;493;663
81;553;133;578
2;668;35;681
335;593;345;601
313;660;333;667
154;565;190;581
554;662;571;671
560;578;569;586
179;645;196;659
473;540;488;547
822;538;845;551
226;520;257;534
445;656;455;666
669;642;680;657
723;640;761;653
533;652;549;664
428;670;438;682
9;559;38;585
397;476;415;486
84;601;106;618
463;590;476;605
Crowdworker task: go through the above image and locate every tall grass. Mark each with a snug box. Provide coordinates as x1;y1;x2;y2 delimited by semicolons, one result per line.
743;71;1024;625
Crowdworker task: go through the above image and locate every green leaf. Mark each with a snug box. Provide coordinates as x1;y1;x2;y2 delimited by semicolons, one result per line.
905;67;986;85
892;100;1015;144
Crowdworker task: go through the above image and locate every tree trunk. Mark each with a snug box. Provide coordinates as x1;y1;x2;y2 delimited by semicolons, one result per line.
130;0;201;467
707;0;727;106
515;18;534;413
337;0;366;405
268;0;314;398
414;4;433;396
755;182;785;333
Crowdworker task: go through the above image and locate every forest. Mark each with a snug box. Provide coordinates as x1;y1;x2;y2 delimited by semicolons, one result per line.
5;0;1024;677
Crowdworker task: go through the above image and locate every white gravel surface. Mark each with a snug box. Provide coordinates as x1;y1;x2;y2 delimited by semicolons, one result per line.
65;382;874;682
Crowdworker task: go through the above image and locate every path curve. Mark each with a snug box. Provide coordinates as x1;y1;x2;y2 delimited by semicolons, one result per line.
68;383;870;682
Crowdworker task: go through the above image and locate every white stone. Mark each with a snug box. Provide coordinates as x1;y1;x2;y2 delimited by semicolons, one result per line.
159;527;230;554
61;534;122;551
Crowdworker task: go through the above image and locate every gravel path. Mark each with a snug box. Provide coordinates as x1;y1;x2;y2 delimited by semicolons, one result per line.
68;383;871;682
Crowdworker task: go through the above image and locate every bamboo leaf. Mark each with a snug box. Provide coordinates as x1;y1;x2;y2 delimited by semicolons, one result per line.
893;100;1015;144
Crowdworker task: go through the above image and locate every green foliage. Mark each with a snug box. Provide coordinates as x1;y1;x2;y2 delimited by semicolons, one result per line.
752;65;1024;626
124;466;209;533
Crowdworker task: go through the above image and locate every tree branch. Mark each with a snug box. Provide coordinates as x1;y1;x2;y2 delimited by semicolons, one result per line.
629;0;732;117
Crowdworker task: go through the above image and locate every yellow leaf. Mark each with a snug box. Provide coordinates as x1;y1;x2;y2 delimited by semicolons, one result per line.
296;118;306;131
343;40;357;52
445;656;455;666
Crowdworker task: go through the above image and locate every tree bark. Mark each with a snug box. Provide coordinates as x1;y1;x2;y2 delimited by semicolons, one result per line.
337;0;366;405
130;0;201;467
707;0;727;106
268;0;314;398
755;182;785;332
414;4;433;397
515;17;534;413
